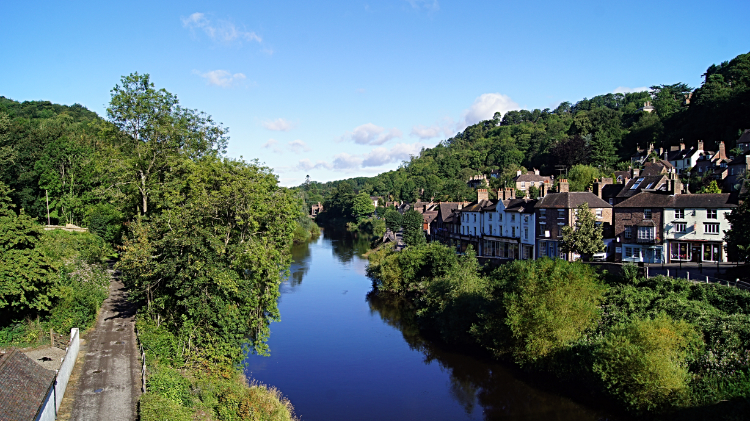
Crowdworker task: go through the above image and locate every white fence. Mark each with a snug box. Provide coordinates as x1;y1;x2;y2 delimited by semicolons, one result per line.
35;328;80;421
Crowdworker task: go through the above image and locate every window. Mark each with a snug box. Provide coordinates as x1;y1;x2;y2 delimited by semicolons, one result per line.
645;182;655;189
704;223;719;234
624;225;632;239
524;215;529;223
707;209;717;219
511;214;516;222
489;213;492;220
638;226;655;240
520;182;525;188
499;213;503;222
631;177;645;190
596;209;602;218
524;227;528;240
675;209;684;219
674;222;687;233
474;227;477;236
473;214;477;222
609;198;614;205
558;209;565;219
512;226;516;237
643;209;652;219
539;209;546;219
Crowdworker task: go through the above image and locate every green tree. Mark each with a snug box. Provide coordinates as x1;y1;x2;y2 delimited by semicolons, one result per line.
352;192;375;221
384;208;402;233
698;179;722;194
566;164;604;192
107;73;228;216
0;182;58;315
725;187;750;262
560;203;605;259
402;209;425;246
593;314;702;411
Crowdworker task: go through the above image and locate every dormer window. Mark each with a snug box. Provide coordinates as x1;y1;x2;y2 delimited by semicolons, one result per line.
631;178;645;190
644;209;652;219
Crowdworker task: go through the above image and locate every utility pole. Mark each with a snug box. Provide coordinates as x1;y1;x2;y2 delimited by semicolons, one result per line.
46;190;50;226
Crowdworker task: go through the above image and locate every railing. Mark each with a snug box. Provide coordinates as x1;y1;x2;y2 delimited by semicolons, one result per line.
135;317;147;393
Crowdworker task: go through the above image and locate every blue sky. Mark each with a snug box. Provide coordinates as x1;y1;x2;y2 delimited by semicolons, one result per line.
2;1;748;186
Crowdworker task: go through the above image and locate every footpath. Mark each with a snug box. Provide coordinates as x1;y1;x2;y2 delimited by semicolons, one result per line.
58;274;141;421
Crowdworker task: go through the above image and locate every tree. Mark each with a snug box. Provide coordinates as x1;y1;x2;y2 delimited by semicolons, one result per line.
107;73;228;216
352;192;375;221
402;209;425;246
527;185;540;200
560;203;605;259
698;180;722;194
566;164;604;192
0;182;58;315
384;208;402;232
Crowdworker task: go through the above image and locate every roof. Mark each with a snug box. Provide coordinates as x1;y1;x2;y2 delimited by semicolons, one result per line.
0;348;56;421
667;147;701;161
459;200;494;213
601;184;625;200
641;160;672;176
729;155;750;167
437;202;464;223
616;175;669;199
513;172;552;183
422;211;438;225
534;192;612;209
738;129;750;145
503;198;537;213
615;192;738;209
614;170;630;181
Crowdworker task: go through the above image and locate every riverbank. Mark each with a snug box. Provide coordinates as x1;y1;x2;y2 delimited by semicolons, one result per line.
366;242;750;418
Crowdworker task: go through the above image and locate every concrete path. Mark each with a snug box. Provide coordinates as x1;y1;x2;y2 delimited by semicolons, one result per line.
66;276;141;421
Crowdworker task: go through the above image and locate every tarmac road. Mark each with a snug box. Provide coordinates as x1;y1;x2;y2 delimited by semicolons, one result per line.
68;276;141;421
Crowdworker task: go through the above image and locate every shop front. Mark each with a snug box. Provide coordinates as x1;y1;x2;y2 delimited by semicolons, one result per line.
669;241;724;263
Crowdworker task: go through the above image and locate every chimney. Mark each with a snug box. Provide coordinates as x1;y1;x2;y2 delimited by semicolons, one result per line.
680;141;685;151
594;178;612;199
718;141;726;160
540;180;549;198
516;169;522;177
670;177;683;195
477;188;489;202
670;144;679;152
534;168;540;175
658;147;663;157
558;179;569;193
632;168;640;178
697;140;704;151
502;187;515;200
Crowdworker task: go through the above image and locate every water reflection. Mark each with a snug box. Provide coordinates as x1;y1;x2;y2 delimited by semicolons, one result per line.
321;225;376;263
287;241;313;288
367;293;622;421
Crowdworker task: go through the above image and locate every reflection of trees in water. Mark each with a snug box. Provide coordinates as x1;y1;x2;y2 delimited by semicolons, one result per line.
322;225;375;264
367;292;617;421
287;241;313;288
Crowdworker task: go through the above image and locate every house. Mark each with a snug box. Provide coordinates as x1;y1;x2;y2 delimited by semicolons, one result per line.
512;169;552;193
422;210;438;235
639;101;655;113
479;188;536;260
0;348;57;421
311;202;323;217
613;169;671;205
534;179;613;261
737;129;750;153
369;196;380;208
467;174;489;188
430;202;469;247
726;155;750;192
666;141;705;174
457;189;494;253
613;187;737;263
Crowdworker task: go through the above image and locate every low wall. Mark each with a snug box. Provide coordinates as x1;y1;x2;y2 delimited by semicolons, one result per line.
34;328;80;421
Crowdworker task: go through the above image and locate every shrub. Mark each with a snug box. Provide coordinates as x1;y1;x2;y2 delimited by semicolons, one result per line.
593;313;703;412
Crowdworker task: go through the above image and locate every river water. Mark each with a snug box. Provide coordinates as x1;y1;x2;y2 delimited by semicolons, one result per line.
244;227;621;421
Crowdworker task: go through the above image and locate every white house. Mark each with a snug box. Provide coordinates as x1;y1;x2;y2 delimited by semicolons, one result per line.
663;194;737;263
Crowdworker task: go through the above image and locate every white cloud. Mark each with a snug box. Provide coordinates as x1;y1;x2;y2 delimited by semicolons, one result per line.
613;86;650;94
195;70;246;87
406;0;440;11
457;93;519;132
333;153;363;170
362;142;425;167
410;117;455;140
340;123;402;145
296;159;332;171
181;12;262;44
261;138;283;154
288;140;310;154
262;118;294;132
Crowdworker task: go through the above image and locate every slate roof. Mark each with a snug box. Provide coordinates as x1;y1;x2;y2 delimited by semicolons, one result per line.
534;192;612;209
437;203;464;223
0;348;56;421
513;172;552;183
729;155;750;167
601;184;625;201
641;160;672;176
738;129;750;146
614;171;631;182
667;147;701;161
422;211;438;225
503;198;537;213
614;192;738;209
615;175;669;200
459;200;494;213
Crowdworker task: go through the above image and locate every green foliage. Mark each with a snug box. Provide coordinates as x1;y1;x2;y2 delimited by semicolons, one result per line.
726;189;750;262
401;209;425;246
383;208;402;232
497;258;605;364
352;191;375;221
698;179;722;194
560;203;605;258
566;164;605;192
39;229;112;264
593;314;702;412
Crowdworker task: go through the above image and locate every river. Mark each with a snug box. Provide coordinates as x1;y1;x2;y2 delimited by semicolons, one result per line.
244;226;623;421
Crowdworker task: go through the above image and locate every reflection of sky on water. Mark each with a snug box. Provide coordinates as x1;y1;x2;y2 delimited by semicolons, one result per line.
247;228;621;421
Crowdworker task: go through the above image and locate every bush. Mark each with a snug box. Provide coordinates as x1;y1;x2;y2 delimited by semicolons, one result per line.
39;229;112;264
593;313;703;412
498;259;606;364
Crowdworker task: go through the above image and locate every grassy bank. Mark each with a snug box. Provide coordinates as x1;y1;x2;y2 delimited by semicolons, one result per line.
0;230;111;347
367;243;750;418
136;317;297;421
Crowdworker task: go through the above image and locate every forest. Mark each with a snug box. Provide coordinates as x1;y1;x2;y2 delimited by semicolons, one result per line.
305;51;750;214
